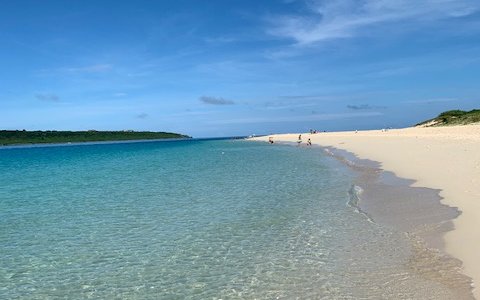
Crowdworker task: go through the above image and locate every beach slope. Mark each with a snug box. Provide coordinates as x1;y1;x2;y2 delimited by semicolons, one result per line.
250;125;480;298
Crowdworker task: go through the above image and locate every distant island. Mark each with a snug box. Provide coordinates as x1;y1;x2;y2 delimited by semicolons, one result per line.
0;130;190;146
416;109;480;127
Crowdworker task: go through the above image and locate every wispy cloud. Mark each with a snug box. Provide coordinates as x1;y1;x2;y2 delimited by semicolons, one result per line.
136;113;149;119
403;97;458;104
204;36;237;44
200;96;235;105
347;104;373;110
347;104;387;110
277;94;334;100
64;64;112;73
208;111;383;125
35;93;60;102
35;63;113;77
268;0;480;45
264;101;319;110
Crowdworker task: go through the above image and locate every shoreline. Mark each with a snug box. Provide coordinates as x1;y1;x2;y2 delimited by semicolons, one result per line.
326;145;473;298
249;125;480;298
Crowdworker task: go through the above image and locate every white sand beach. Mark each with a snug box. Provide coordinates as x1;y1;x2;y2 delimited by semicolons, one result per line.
250;125;480;298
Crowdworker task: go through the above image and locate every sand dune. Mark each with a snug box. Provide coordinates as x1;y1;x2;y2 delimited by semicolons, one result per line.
250;125;480;298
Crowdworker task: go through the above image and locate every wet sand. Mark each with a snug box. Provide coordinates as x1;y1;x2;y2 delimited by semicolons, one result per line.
250;124;480;298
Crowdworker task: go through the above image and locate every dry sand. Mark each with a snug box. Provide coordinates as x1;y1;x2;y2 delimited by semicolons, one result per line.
250;125;480;298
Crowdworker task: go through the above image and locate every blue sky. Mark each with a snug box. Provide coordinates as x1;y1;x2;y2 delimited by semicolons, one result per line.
1;0;479;137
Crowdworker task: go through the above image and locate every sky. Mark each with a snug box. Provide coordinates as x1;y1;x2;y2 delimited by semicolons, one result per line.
1;0;479;137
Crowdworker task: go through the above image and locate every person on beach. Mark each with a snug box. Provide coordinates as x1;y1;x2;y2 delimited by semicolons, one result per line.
297;134;302;145
307;138;312;146
269;136;274;144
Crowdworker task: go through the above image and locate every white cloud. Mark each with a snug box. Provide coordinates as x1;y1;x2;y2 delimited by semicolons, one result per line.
208;111;383;125
403;97;458;104
33;63;113;78
204;36;237;44
64;64;113;73
268;0;480;45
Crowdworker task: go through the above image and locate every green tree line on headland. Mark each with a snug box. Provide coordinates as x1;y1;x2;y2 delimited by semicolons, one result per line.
0;130;190;146
416;109;480;127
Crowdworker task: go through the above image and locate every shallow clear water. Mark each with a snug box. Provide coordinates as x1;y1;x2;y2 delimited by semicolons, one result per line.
0;140;471;299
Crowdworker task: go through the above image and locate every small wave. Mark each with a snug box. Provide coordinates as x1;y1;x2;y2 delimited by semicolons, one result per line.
323;148;334;156
347;184;375;223
323;148;360;168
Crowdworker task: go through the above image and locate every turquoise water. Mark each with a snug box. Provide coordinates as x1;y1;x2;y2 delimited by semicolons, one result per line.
0;140;469;299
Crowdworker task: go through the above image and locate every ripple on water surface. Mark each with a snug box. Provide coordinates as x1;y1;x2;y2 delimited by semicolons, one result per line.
0;140;473;299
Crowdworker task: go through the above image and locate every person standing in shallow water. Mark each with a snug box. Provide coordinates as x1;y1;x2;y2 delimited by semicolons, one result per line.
307;138;312;146
297;134;302;145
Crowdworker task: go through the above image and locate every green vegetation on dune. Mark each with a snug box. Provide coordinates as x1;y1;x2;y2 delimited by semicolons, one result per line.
416;109;480;127
0;130;190;146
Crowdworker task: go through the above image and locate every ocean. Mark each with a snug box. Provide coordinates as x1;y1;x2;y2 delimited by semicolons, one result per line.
0;139;472;299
